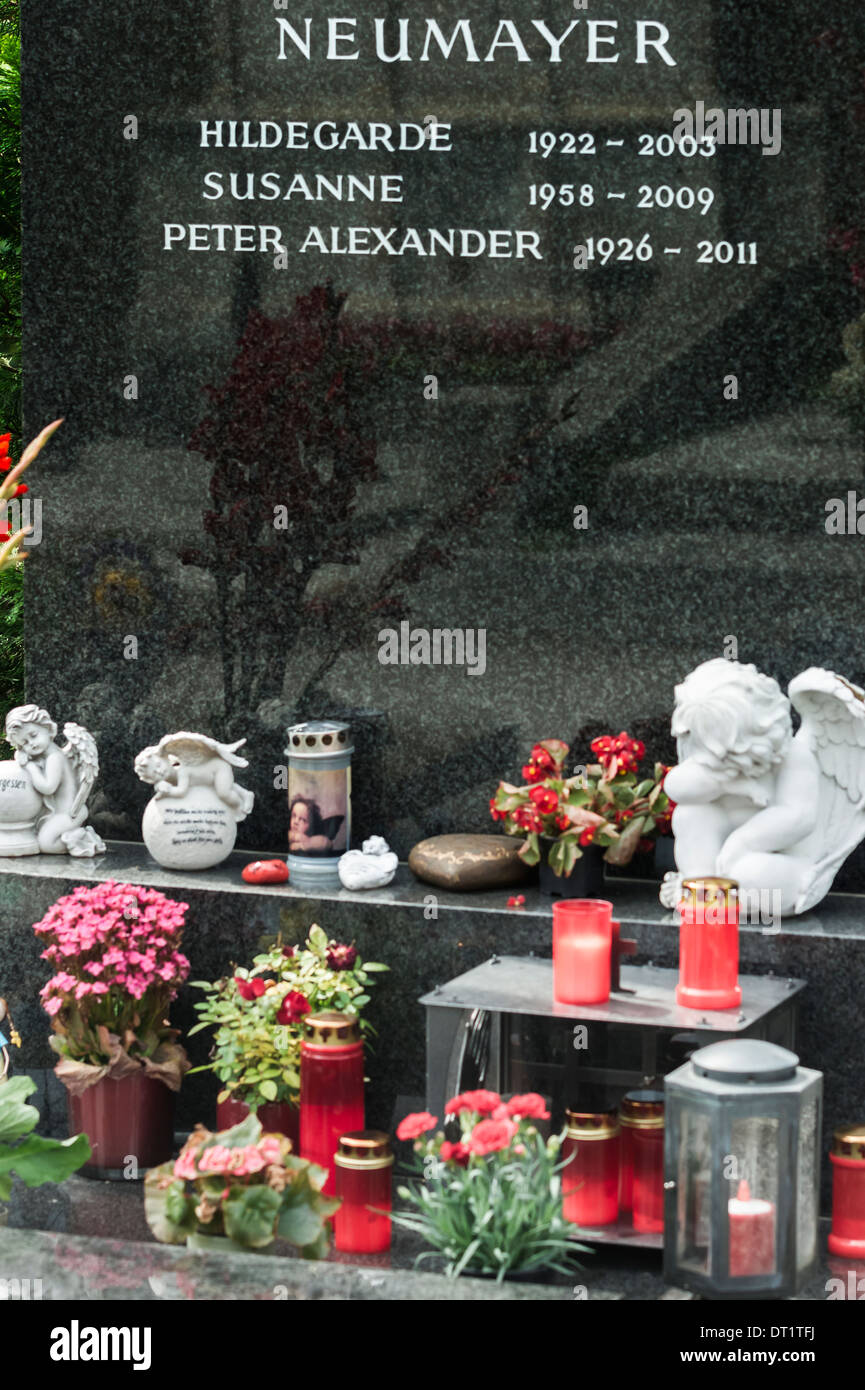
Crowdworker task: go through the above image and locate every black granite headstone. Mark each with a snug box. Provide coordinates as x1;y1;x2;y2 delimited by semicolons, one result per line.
20;0;865;882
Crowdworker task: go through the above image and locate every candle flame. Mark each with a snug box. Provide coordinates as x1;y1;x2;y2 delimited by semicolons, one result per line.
737;1179;751;1202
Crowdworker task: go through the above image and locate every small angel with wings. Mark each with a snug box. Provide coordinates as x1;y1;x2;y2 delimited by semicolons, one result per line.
4;704;106;856
134;732;254;821
660;660;865;915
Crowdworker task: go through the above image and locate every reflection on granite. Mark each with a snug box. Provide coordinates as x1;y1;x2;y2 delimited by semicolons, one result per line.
2;841;865;938
4;1175;585;1301
0;1173;858;1301
21;1;865;899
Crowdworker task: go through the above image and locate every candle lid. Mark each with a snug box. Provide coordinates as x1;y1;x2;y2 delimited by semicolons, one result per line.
620;1090;665;1127
285;720;354;757
680;877;738;910
565;1109;619;1139
335;1130;393;1167
303;1010;361;1046
832;1124;865;1160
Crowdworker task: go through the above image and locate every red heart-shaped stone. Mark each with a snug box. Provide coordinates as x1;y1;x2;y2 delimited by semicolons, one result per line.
242;859;289;884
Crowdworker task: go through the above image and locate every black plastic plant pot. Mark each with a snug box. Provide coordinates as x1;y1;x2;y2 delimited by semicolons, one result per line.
538;842;605;898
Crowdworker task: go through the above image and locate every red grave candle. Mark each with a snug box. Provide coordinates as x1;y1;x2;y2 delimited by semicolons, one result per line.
828;1125;865;1258
631;1099;665;1233
334;1130;393;1253
619;1090;664;1215
562;1111;620;1227
552;899;613;1005
299;1011;365;1197
728;1180;776;1276
676;877;742;1011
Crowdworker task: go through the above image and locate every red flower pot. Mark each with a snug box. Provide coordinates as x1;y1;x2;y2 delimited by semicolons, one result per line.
216;1097;299;1149
67;1072;175;1180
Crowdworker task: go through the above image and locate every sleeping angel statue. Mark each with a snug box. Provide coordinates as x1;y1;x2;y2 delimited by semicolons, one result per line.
659;659;865;916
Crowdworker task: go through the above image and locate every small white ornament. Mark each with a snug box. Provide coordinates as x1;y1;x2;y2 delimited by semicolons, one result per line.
661;659;865;915
338;836;398;890
135;732;254;871
0;705;106;858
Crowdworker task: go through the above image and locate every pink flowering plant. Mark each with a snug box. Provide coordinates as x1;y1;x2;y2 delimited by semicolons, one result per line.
34;881;191;1095
144;1113;338;1255
190;923;387;1111
391;1090;589;1282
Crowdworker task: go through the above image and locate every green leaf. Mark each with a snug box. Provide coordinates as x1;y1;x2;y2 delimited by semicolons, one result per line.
223;1184;281;1248
0;1074;38;1141
307;924;328;953
259;1079;278;1102
603;815;647;866
0;1131;91;1186
548;837;577;878
204;1113;261;1149
144;1169;195;1245
361;962;389;972
304;1161;330;1192
517;831;540;866
277;1200;325;1248
299;1228;331;1260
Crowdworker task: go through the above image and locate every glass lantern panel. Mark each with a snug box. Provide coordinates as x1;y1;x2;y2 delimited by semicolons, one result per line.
796;1093;818;1271
727;1116;779;1278
675;1105;713;1274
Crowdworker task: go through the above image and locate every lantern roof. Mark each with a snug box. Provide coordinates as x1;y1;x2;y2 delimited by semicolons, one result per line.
691;1039;799;1084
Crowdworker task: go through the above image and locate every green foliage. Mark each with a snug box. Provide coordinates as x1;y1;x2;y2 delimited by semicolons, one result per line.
190;926;388;1110
0;21;19;441
492;740;673;875
0;1075;91;1199
223;1183;282;1248
394;1123;588;1283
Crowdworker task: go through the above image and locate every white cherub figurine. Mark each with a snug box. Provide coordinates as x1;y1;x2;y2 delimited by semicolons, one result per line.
660;659;865;916
135;731;255;871
4;704;106;856
338;836;398;890
134;732;254;820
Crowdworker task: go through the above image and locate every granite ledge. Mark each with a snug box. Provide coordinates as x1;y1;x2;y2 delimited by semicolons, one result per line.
0;1220;852;1302
0;1226;579;1301
0;841;863;943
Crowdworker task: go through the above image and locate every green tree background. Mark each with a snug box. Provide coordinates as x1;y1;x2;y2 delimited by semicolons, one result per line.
0;1;23;736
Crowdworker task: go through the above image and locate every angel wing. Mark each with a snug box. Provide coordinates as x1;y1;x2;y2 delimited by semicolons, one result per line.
61;722;100;818
156;732;248;768
789;668;865;912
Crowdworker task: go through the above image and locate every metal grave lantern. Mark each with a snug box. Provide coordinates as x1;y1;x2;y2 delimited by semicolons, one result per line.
285;720;353;889
663;1038;822;1298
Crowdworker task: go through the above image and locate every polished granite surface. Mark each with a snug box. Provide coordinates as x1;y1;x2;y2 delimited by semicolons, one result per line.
1;1175;859;1301
2;841;865;939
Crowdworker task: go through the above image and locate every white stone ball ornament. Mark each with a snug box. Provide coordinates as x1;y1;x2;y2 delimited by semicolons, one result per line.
135;732;254;871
